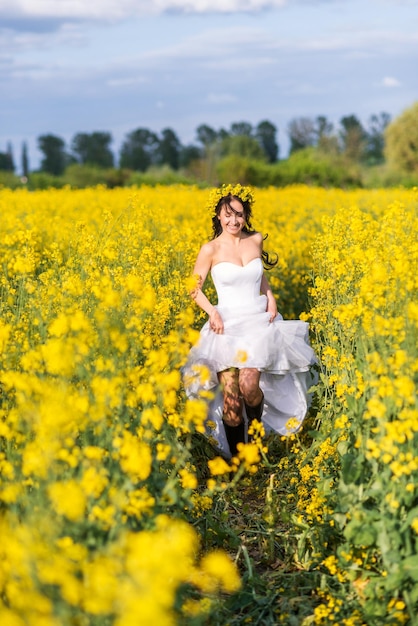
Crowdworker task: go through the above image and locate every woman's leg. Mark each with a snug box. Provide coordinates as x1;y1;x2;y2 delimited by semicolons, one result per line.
218;368;245;456
239;368;264;425
218;367;242;426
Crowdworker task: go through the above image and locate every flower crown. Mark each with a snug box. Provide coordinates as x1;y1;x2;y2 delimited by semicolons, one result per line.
207;183;255;214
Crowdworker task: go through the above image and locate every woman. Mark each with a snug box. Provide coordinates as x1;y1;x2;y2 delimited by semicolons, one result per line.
183;184;316;458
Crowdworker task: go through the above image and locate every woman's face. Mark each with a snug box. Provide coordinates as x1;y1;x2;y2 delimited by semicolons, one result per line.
218;199;246;235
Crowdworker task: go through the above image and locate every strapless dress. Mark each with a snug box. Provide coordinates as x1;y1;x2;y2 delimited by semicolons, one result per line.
183;257;317;457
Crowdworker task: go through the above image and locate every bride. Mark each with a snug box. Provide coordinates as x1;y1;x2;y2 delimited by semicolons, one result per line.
183;184;317;459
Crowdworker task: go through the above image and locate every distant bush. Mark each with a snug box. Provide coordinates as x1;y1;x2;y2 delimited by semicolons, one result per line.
0;171;24;189
271;148;363;187
28;172;66;190
362;164;418;188
5;149;416;191
62;164;130;188
126;165;197;186
215;149;363;188
215;155;267;186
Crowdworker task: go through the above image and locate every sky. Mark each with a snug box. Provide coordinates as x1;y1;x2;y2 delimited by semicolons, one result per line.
1;0;417;172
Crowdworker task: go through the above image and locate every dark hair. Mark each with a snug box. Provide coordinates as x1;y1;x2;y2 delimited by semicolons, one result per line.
211;194;278;269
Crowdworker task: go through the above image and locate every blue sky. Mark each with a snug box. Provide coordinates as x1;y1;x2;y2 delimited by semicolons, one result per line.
1;0;417;172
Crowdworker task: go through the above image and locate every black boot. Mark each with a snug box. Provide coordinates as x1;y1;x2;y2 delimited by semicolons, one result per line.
245;393;264;442
223;421;246;457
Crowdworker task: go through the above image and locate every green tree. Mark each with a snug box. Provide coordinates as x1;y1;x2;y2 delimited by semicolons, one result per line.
156;128;181;170
339;115;366;161
196;124;218;147
364;112;391;165
38;134;69;175
256;120;279;163
385;102;418;173
194;125;224;185
230;121;253;137
7;142;15;171
287;117;316;154
0;143;14;171
71;132;114;168
21;141;29;177
220;134;266;161
315;116;338;153
179;144;202;168
119;128;159;171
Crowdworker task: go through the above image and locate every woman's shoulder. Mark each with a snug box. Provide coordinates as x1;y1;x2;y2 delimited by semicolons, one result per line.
246;230;263;244
197;240;216;262
199;240;216;255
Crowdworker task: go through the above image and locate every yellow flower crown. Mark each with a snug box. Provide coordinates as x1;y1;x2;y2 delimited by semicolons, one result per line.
207;183;255;214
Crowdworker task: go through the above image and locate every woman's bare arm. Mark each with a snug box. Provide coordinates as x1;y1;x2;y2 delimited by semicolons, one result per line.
261;273;278;322
190;243;224;333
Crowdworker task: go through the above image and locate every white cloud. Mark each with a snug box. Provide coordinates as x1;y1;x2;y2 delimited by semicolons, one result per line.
381;76;401;87
0;23;86;53
107;76;148;87
287;30;418;54
0;0;288;21
207;92;237;104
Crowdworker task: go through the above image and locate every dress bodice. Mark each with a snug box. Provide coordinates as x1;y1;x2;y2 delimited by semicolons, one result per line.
211;257;264;309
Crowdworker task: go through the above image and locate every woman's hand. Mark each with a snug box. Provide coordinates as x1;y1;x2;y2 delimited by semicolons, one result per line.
209;309;224;334
266;297;278;323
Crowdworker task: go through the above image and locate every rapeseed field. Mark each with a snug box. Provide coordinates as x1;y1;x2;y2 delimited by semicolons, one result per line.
0;184;417;625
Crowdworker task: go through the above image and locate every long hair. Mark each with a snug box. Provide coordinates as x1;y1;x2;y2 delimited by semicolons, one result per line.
211;194;278;269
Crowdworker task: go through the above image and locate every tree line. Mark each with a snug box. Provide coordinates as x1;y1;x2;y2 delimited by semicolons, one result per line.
1;102;417;188
1;113;389;176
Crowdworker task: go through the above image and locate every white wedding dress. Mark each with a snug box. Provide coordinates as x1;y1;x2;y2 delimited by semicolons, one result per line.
183;257;317;457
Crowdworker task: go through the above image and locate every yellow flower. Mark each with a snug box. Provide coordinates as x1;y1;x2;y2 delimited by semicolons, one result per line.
82;556;119;614
206;183;255;214
208;456;231;476
156;443;171;461
89;504;116;529
285;416;301;433
179;468;198;490
116;431;153;482
193;550;241;594
0;484;22;503
124;487;156;519
80;466;108;498
235;349;248;364
0;609;27;626
238;442;261;468
142;406;164;431
48;480;86;521
83;445;106;461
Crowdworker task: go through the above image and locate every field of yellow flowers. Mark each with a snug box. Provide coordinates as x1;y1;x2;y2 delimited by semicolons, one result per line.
0;184;417;625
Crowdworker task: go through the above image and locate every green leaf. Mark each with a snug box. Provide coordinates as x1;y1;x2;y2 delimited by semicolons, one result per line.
400;505;418;533
341;453;364;484
344;520;377;546
337;440;349;455
307;429;322;439
333;512;348;529
382;570;405;593
368;477;384;495
408;583;418;604
402;556;418;582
